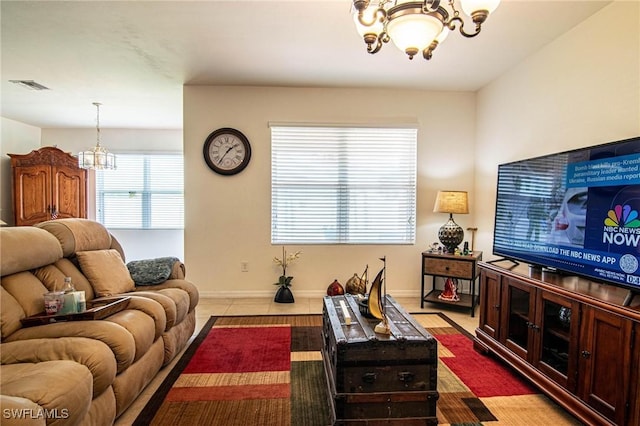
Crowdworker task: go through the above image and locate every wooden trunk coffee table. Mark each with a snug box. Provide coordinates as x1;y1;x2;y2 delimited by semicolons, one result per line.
322;294;438;425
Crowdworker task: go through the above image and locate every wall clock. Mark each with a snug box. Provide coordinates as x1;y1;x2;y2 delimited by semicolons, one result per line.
203;128;252;175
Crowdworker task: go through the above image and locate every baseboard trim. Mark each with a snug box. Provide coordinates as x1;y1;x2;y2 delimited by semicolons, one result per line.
197;289;422;299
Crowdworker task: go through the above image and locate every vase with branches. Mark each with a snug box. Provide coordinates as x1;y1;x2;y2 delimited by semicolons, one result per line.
273;247;302;303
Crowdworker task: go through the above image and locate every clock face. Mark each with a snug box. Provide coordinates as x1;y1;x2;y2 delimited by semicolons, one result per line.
203;128;251;175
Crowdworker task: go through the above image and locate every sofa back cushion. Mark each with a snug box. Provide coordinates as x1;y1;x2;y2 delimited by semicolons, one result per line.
76;250;135;297
37;219;112;257
53;259;96;300
2;272;50;317
0;227;63;277
0;287;26;340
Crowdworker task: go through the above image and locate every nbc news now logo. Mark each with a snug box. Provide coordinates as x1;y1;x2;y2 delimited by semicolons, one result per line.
603;204;640;247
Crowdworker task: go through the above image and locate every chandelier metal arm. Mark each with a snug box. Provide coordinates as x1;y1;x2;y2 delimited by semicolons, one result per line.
354;0;387;28
422;0;441;13
422;40;439;60
447;15;482;38
367;37;383;54
367;31;390;54
94;102;102;147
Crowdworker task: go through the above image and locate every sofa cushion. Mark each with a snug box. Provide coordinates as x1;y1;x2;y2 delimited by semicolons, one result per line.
76;250;135;297
1;337;117;398
5;320;137;374
52;259;96;301
0;395;46;426
105;310;156;363
131;291;179;330
37;218;112;257
2;272;49;318
1;288;25;340
0;227;63;277
1;360;93;425
134;279;199;313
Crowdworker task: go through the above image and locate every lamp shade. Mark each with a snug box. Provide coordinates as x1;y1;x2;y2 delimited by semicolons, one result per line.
460;0;500;16
353;4;384;37
433;191;469;214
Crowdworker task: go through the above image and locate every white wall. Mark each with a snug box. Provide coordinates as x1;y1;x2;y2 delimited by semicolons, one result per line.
474;1;640;259
1;117;42;225
184;86;477;298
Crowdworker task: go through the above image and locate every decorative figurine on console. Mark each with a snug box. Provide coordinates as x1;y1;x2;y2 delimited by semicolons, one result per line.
368;257;390;335
327;279;345;296
438;277;460;302
345;267;367;295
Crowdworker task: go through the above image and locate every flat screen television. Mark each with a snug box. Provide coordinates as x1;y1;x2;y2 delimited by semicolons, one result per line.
492;136;640;298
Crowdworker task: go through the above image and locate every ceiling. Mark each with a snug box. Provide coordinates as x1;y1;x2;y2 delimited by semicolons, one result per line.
1;0;610;130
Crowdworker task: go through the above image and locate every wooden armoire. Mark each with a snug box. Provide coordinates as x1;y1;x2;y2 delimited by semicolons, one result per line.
9;146;87;226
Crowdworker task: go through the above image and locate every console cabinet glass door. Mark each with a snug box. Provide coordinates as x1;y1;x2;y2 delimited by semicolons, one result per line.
501;277;535;360
533;291;580;392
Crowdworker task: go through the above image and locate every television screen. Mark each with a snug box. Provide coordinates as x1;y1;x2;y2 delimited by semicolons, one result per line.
493;136;640;291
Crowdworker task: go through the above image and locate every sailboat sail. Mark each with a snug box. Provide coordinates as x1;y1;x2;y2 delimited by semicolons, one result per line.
367;268;384;320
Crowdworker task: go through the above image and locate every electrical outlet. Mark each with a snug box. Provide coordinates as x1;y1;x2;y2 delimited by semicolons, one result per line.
241;261;249;272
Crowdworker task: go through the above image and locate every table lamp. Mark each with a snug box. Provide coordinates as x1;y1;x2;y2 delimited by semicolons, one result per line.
433;190;469;253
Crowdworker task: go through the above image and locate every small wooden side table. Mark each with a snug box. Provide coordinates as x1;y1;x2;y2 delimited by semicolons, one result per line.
421;251;482;317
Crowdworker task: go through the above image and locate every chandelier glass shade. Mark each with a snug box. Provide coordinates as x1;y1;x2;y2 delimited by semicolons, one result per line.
78;102;116;170
352;0;500;60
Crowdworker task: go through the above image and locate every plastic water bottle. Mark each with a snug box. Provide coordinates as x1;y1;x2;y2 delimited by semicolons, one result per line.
60;277;81;314
62;276;75;293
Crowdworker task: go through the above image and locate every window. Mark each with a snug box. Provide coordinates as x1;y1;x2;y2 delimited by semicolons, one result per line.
96;153;184;229
271;125;417;244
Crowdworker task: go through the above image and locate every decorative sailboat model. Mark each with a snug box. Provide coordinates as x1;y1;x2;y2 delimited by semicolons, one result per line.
367;257;390;335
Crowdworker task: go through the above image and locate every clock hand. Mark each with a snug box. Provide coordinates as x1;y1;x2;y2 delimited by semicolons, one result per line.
218;144;239;165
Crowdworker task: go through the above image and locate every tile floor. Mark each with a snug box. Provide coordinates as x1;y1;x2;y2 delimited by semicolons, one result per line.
115;296;480;425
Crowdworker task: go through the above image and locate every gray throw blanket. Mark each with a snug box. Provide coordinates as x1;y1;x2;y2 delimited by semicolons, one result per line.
127;257;179;286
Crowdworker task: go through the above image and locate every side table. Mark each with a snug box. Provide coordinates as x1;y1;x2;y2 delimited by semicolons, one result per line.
421;250;482;317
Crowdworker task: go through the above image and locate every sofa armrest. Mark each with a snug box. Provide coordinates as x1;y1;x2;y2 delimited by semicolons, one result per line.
4;320;135;374
1;361;92;425
0;395;46;426
1;338;116;398
133;279;199;312
169;261;185;280
110;295;166;340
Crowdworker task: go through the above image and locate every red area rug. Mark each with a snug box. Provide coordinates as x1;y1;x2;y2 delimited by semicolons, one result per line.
182;326;291;374
437;333;535;398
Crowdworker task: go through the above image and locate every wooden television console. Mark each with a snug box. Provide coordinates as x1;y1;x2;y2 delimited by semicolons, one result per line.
474;260;640;426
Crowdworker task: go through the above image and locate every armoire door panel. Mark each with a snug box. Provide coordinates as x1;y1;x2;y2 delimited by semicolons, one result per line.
14;165;52;225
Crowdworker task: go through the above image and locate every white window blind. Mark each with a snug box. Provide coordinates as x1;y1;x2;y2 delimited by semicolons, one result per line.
96;153;184;229
271;125;417;244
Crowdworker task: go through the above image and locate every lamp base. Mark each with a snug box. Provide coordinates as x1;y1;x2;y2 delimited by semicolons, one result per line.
438;214;464;253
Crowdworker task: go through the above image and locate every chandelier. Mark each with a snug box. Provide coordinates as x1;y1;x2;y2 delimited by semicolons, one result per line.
352;0;500;60
78;102;116;170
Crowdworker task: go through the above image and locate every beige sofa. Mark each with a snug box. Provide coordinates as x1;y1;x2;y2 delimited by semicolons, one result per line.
0;219;198;425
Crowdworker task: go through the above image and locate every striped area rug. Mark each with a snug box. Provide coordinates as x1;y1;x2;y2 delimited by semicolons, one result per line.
134;313;581;425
